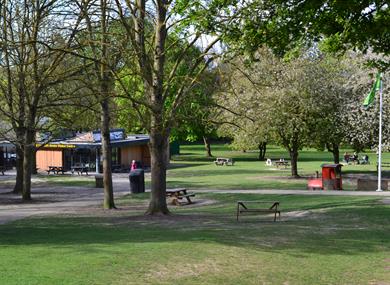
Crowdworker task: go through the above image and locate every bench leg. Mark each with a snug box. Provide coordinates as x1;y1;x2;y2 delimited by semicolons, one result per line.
236;204;240;221
185;196;192;204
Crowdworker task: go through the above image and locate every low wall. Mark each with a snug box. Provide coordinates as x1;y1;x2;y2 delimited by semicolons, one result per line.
357;179;388;191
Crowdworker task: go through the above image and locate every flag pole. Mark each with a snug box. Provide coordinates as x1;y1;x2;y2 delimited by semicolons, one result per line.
377;73;383;192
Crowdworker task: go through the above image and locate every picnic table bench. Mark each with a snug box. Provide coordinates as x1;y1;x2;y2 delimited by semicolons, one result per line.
166;188;195;205
47;166;65;175
266;158;290;168
71;166;89;175
377;162;390;171
236;201;281;222
214;157;234;166
273;161;290;168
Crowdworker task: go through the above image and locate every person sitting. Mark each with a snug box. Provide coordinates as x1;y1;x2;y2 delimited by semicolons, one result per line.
353;152;359;164
343;152;350;163
360;155;369;165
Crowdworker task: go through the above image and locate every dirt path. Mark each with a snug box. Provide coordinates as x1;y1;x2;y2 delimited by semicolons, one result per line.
1;173;389;225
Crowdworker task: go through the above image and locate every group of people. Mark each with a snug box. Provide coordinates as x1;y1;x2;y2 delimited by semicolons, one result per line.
343;152;369;164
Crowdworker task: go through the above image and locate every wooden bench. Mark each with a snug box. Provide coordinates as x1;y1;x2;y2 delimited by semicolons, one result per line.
214;157;234;166
166;188;195;205
236;201;281;222
377;162;390;171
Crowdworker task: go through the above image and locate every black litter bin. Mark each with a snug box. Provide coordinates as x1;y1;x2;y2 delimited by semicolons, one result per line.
129;169;145;193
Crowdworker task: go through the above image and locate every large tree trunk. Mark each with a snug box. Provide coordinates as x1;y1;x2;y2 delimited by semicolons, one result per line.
289;148;299;178
332;144;340;164
22;131;34;200
146;130;170;215
145;0;169;215
13;145;24;194
99;0;115;210
203;136;212;157
100;98;115;209
326;142;340;164
258;142;267;161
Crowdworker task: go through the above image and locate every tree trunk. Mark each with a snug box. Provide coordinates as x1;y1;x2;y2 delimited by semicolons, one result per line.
100;98;115;209
289;148;299;178
13;145;24;194
22;131;34;200
31;149;37;174
146;130;170;215
258;142;267;160
203;136;212;157
99;0;115;210
327;142;340;164
145;0;170;215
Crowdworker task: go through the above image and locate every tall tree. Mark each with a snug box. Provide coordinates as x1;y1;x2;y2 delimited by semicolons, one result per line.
113;1;243;214
0;0;81;199
74;0;130;209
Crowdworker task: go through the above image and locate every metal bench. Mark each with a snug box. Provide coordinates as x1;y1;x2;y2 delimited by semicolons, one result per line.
236;201;281;222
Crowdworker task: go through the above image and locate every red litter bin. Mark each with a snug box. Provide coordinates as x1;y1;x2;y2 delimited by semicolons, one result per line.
321;164;342;190
307;164;343;190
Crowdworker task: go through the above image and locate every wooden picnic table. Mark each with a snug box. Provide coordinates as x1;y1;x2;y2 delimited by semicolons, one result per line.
47;166;65;175
71;166;89;175
274;160;290;169
214;157;234;166
166;188;195;205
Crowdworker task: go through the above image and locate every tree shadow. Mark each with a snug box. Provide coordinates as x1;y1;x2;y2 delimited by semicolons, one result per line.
1;196;388;258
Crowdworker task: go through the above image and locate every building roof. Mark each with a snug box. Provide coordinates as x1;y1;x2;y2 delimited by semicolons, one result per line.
46;133;149;149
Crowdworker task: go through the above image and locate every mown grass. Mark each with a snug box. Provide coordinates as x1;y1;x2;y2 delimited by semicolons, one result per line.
1;193;389;285
27;143;388;190
34;174;95;187
166;144;387;190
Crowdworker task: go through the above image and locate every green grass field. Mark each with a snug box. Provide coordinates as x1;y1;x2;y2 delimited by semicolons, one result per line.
0;193;389;285
166;144;385;190
1;144;389;284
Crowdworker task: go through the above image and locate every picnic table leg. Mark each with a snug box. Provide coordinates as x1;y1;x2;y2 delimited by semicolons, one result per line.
236;203;240;221
185;196;192;204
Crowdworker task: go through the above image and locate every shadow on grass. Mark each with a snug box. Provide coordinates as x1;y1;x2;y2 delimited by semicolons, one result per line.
1;194;388;258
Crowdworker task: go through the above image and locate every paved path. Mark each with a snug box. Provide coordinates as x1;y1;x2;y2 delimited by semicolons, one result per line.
0;176;131;225
192;189;390;196
0;173;389;225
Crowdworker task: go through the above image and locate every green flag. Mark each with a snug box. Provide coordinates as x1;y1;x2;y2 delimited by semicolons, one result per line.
363;72;382;107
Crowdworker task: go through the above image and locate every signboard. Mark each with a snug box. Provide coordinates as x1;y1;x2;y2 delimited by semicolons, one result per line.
93;129;125;142
36;143;76;149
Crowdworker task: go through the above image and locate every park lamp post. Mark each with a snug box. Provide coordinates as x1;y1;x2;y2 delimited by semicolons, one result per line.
377;73;384;192
364;72;384;191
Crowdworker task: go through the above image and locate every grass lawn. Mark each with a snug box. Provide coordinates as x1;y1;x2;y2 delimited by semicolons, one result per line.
166;144;387;190
24;143;386;191
0;193;389;285
34;174;95;187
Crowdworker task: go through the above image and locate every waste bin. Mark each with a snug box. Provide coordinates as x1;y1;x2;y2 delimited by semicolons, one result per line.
129;169;145;193
321;164;343;190
95;174;104;188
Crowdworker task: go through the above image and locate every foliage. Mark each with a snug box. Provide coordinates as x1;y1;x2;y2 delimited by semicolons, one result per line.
228;0;390;69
